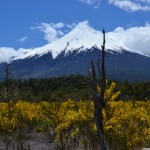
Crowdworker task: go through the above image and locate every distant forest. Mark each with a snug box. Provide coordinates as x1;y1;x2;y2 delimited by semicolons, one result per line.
0;75;149;102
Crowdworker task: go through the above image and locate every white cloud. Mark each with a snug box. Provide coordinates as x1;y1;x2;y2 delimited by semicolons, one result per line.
108;0;150;12
78;0;101;6
57;30;64;36
107;24;150;56
38;22;66;43
67;23;77;29
0;47;18;63
52;23;64;29
1;21;150;63
38;23;59;43
145;21;150;27
0;47;30;63
32;22;76;43
18;37;28;43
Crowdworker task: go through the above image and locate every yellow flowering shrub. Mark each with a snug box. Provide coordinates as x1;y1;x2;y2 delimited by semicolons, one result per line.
0;85;149;150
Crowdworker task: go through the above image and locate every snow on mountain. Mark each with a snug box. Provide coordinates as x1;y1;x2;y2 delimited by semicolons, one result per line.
2;21;149;81
13;21;149;61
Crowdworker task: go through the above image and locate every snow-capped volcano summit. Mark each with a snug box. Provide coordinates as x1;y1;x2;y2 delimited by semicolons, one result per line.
0;21;150;81
12;21;109;60
13;21;147;61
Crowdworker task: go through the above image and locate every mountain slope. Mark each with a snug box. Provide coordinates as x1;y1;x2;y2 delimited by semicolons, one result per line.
0;21;150;81
13;21;150;61
9;47;150;81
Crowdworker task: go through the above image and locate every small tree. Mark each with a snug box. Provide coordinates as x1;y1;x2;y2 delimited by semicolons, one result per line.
0;62;23;150
0;62;14;150
90;29;109;150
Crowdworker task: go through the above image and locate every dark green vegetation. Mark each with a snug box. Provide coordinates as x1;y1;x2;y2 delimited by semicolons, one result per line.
0;75;149;102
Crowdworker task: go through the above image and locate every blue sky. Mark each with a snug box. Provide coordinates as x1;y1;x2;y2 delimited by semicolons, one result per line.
0;0;150;50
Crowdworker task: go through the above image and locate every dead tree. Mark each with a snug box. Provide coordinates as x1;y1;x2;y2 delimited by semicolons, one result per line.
90;29;109;150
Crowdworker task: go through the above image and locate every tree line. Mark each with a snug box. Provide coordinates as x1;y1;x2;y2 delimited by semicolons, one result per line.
0;75;149;102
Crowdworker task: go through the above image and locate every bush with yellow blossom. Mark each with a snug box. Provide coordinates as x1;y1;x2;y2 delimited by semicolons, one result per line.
0;82;149;149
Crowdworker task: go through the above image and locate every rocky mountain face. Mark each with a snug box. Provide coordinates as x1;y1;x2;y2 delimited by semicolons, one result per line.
1;22;150;81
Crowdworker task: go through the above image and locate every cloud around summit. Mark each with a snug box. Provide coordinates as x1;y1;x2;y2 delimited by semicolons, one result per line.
30;22;76;43
106;22;150;55
0;21;150;63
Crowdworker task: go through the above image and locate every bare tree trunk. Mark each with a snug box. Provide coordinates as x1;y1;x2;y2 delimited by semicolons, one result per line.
90;30;109;150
